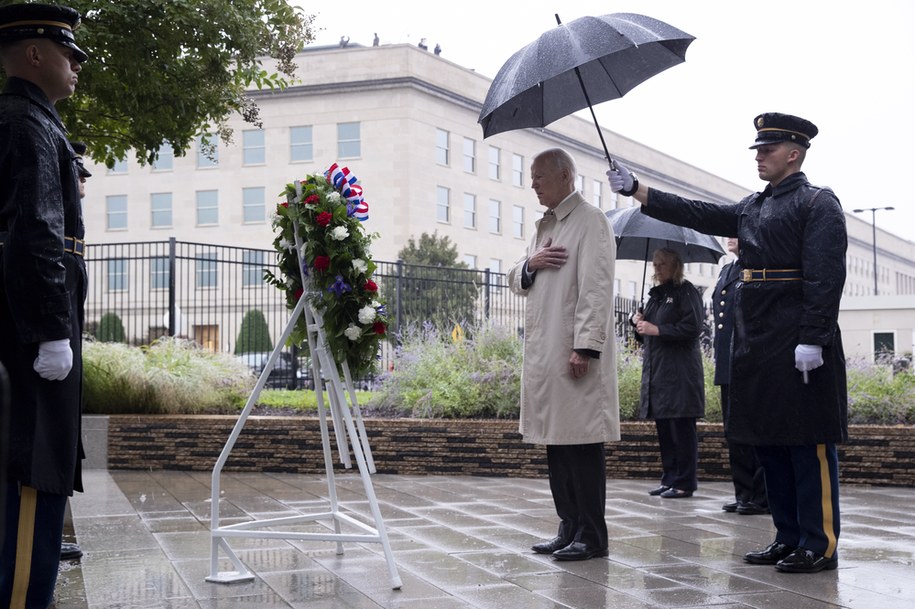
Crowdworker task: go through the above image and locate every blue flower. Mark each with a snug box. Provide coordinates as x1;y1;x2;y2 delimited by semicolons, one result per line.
328;275;351;297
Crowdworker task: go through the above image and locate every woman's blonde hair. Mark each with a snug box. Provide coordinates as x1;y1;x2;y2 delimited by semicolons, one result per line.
652;247;685;285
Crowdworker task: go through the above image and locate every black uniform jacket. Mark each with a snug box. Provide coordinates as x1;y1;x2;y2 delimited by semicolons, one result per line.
636;280;706;421
0;77;86;495
712;261;739;386
643;173;848;446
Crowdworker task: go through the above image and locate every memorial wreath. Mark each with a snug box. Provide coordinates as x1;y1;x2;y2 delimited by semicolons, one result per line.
265;163;386;378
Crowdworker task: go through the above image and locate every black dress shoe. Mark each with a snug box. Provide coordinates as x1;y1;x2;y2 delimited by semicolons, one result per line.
659;488;693;499
722;501;739;512
551;541;609;561
775;548;838;573
736;502;770;516
60;542;83;561
531;536;571;555
648;485;671;496
744;541;795;565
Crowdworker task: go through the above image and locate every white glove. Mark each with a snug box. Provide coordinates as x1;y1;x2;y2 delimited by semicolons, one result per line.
794;344;823;373
606;160;635;194
33;339;73;381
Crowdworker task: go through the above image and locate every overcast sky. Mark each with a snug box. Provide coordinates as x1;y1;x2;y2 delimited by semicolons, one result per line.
299;0;915;242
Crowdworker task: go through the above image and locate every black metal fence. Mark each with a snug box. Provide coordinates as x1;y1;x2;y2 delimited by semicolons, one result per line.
84;239;642;386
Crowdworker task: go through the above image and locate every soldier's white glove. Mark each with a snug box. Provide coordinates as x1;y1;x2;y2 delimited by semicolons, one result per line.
794;344;823;372
606;160;636;195
33;339;73;381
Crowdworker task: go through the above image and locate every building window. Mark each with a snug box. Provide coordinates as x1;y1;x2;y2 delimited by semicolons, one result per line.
150;193;172;228
488;146;501;180
874;331;895;360
609;191;619;209
106;195;128;230
488;258;502;273
576;174;584;194
107;258;128;292
242;250;265;287
196;190;218;226
337;122;361;158
197;134;218;168
242;187;265;223
290;126;313;162
512;205;524;238
436;186;450;223
488;199;501;234
463;138;475;173
512;153;524;187
592;179;603;209
153;145;173;171
242;129;266;165
108;158;127;174
463;254;477;268
463;193;476;229
196;252;218;288
435;128;449;165
150;256;169;290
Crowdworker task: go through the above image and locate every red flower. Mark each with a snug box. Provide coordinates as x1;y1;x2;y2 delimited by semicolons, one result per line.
293;287;304;301
305;194;319;205
373;321;386;335
279;201;289;209
314;256;330;272
316;211;332;226
364;279;378;292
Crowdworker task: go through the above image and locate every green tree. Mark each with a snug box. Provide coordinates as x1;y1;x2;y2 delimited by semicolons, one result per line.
235;309;273;355
385;232;479;333
96;312;126;343
0;0;316;166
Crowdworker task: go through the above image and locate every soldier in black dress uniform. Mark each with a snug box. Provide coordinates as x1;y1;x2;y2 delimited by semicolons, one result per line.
0;4;89;607
607;112;847;574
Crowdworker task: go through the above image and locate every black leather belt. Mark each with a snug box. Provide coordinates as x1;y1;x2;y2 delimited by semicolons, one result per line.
0;233;84;257
741;268;802;282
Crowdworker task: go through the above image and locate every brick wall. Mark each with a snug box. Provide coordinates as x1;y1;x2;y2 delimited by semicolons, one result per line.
106;416;915;487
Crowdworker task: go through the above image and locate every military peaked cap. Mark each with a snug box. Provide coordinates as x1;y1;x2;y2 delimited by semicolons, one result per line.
0;3;88;62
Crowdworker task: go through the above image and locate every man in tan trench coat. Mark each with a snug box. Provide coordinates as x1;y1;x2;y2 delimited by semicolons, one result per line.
508;148;620;561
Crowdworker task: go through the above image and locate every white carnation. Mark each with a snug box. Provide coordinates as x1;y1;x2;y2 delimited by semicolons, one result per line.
344;324;362;341
327;191;342;203
278;238;295;251
352;258;368;274
330;226;349;241
358;305;376;324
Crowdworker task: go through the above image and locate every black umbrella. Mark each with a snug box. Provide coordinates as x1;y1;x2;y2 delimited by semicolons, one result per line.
479;13;695;165
606;206;725;305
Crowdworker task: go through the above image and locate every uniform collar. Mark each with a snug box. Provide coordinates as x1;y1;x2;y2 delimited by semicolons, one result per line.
2;76;66;131
761;172;808;199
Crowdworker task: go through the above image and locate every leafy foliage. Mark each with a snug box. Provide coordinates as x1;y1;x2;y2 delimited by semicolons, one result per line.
0;0;316;166
95;311;126;343
234;309;273;354
384;232;479;333
264;167;387;378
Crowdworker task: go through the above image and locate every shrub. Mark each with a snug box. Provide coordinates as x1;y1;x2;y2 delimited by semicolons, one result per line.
96;312;126;343
83;336;255;414
235;309;273;354
846;357;915;425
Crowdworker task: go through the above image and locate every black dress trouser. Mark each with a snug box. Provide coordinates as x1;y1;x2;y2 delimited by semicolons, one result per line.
721;385;768;506
546;443;608;550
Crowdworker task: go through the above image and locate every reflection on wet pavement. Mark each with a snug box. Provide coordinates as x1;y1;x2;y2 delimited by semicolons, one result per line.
55;471;915;608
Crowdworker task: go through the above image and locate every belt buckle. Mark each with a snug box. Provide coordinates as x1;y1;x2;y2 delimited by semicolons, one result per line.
741;269;753;282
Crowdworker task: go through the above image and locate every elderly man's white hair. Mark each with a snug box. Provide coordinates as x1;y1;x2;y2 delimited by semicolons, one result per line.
534;148;576;184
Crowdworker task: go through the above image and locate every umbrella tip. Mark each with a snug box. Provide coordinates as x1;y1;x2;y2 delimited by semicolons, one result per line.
555;13;562;25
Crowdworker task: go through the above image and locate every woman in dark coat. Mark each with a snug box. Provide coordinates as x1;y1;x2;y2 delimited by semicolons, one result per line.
632;248;705;498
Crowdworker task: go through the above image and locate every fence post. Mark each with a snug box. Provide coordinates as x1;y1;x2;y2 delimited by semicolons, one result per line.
483;268;491;321
168;237;177;336
395;259;404;341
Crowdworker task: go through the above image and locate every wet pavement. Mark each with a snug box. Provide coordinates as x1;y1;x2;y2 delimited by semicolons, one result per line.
55;470;915;608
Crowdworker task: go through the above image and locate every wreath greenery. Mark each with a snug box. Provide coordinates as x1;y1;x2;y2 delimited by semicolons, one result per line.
264;163;386;378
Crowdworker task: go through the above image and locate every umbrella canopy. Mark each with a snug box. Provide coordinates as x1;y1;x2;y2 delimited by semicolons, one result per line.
607;206;725;304
479;12;695;149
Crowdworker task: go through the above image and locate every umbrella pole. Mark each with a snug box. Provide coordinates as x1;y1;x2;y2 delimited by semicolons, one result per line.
640;241;649;310
555;14;614;167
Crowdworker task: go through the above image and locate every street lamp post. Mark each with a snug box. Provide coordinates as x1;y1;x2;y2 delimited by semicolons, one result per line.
852;206;894;295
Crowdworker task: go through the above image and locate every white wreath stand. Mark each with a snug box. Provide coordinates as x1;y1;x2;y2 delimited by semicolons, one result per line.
207;216;402;590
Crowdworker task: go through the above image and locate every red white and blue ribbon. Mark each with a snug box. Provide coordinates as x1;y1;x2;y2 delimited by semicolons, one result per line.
325;163;369;221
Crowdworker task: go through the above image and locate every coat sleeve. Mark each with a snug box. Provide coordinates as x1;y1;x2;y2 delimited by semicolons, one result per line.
799;188;847;345
0;117;72;344
644;189;740;238
572;210;616;352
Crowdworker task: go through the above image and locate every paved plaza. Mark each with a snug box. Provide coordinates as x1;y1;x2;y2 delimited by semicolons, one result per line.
53;470;915;608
